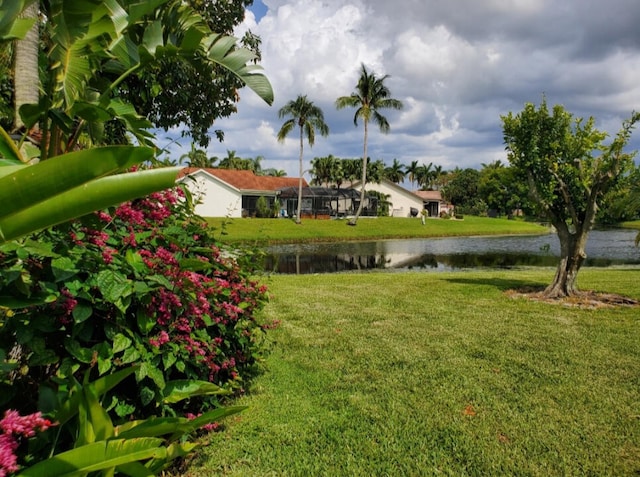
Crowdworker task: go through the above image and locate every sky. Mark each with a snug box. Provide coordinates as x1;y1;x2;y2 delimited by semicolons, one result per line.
159;0;640;182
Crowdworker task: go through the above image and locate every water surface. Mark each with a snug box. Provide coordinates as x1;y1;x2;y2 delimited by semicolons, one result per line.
263;229;640;274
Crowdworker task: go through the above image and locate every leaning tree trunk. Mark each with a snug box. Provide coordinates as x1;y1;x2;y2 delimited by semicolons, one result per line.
544;224;589;298
349;119;369;225
13;2;40;132
295;125;304;224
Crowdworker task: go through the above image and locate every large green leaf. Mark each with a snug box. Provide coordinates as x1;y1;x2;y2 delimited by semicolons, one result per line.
0;0;36;41
55;367;138;425
161;379;230;404
0;126;24;163
17;438;166;476
206;34;274;106
0;161;180;242
0;146;153;218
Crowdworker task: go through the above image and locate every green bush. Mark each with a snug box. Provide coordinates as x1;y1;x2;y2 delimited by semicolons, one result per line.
0;187;275;422
255;196;272;218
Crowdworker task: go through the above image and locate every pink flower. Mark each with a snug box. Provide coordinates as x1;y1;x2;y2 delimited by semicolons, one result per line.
0;433;19;475
0;410;54;476
96;211;112;223
149;331;170;348
102;247;117;265
185;413;219;432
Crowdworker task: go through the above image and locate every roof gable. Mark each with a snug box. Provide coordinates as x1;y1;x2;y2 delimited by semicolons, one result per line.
179;168;307;192
352;179;425;201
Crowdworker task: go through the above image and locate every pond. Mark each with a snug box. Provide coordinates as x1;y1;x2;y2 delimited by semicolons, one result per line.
263;229;640;274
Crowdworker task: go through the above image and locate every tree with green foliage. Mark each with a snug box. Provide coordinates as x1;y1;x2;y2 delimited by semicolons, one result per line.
442;167;482;214
502;99;640;297
384;158;406;184
478;160;528;217
406;160;420;189
415;162;434;190
336;64;403;225
311;154;340;187
179;143;216;168
277;95;329;224
597;163;640;224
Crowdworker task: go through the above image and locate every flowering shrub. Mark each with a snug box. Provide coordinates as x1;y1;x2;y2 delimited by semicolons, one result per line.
0;186;274;419
0;410;53;476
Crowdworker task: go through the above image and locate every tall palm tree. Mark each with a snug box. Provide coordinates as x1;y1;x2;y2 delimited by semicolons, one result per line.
416;162;433;190
13;1;39;132
384;158;406;184
432;164;444;190
336;64;403;225
277;95;329;224
406;160;420;190
341;158;361;188
179;143;215;168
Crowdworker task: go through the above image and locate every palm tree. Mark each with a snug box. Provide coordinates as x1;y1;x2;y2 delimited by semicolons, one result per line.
406;160;420;190
432;164;445;190
384;158;406;184
219;150;252;170
277;95;329;224
336;64;403;224
341;158;361;188
262;168;287;177
310;154;339;187
179;143;215;168
13;1;39;132
416;162;433;190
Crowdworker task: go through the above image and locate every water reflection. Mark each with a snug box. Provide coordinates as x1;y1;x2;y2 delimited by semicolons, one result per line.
263;229;640;274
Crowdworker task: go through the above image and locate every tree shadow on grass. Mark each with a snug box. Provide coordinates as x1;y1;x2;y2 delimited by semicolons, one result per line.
443;277;546;293
443;275;640;309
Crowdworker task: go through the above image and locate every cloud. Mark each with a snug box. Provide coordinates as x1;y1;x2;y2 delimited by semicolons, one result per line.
170;0;640;178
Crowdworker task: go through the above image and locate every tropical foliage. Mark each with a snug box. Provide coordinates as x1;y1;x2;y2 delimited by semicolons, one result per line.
9;0;272;158
502;98;640;297
0;2;275;474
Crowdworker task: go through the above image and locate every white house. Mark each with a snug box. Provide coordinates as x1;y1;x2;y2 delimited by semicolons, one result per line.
177;168;306;218
414;190;453;217
350;179;422;217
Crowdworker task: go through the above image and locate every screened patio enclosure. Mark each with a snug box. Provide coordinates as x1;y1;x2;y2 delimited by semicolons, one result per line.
278;187;378;218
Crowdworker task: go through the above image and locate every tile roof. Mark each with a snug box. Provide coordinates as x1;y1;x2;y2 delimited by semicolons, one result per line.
414;190;444;201
179;168;307;192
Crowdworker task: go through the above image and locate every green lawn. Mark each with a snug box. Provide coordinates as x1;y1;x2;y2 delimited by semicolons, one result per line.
622;220;640;230
206;216;549;244
186;268;640;476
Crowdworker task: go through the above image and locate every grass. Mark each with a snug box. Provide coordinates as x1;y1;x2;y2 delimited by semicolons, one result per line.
622;220;640;230
206;216;549;244
186;268;640;476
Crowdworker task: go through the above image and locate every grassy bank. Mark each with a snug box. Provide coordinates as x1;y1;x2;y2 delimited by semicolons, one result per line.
206;216;549;244
622;220;640;230
188;268;640;476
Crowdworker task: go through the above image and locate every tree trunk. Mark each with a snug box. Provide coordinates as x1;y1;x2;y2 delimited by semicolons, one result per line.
13;2;39;132
543;225;589;298
349;120;368;226
295;125;304;224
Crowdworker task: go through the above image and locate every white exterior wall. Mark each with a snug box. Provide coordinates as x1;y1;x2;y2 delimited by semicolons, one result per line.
356;180;424;218
179;171;242;218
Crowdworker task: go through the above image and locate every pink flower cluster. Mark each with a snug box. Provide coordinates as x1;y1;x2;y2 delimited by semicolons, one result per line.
0;410;54;476
185;413;219;432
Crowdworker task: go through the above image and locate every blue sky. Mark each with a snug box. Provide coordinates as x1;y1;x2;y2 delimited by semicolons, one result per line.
159;0;640;181
248;0;268;22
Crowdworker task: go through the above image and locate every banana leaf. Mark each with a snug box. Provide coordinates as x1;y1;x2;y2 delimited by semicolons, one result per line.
0;163;180;242
17;438;166;476
0;0;36;41
0;146;155;218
